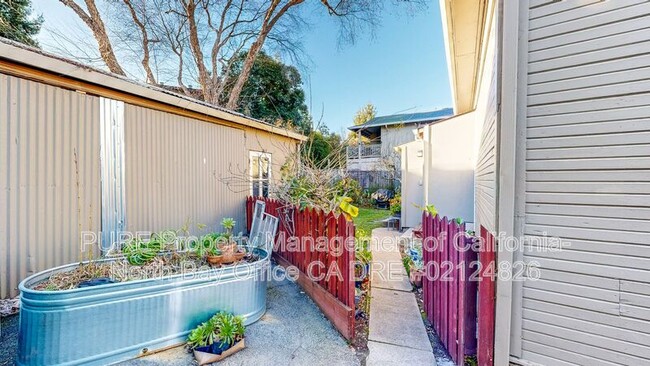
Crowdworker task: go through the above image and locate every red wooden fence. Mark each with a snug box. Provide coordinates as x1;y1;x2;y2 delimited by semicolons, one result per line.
421;213;497;366
477;226;496;366
246;197;356;340
422;212;478;365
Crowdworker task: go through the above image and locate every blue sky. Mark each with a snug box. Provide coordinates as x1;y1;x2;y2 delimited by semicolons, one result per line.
32;1;451;134
300;3;452;134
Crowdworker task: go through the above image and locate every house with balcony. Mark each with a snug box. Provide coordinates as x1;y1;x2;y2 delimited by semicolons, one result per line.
346;108;453;189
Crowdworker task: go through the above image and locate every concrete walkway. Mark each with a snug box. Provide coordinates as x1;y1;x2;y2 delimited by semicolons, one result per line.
367;228;436;366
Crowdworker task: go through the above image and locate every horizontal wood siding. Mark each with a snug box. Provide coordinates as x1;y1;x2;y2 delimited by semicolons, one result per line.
475;13;499;233
519;1;650;364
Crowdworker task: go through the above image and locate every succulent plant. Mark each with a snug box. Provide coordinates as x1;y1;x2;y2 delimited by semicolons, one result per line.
221;218;236;235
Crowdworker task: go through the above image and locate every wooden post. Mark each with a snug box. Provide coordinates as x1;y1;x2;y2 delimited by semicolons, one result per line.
357;130;362;158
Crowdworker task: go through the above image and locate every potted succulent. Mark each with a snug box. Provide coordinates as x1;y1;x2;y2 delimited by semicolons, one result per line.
206;247;223;265
219;218;238;252
218;218;246;263
221;218;236;237
221;245;245;264
188;312;246;365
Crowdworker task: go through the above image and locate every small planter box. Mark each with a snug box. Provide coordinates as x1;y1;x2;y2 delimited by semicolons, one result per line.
17;248;269;366
193;339;246;365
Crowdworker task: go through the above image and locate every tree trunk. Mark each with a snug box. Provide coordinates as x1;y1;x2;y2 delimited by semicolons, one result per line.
225;33;267;110
60;0;126;76
185;0;213;102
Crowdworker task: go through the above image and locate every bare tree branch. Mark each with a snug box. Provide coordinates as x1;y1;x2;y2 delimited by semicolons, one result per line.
59;0;126;75
122;0;157;84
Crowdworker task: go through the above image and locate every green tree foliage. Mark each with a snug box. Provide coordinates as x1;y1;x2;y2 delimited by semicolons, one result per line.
0;0;42;47
224;51;310;134
353;103;377;126
349;103;377;143
302;126;345;168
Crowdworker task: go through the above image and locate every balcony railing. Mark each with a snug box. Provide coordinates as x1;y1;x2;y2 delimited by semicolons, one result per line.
347;143;382;159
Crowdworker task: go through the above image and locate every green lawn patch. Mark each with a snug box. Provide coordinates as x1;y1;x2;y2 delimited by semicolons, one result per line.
354;207;391;235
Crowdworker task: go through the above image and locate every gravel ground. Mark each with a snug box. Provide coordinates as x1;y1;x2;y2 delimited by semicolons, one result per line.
121;274;360;366
1;314;18;366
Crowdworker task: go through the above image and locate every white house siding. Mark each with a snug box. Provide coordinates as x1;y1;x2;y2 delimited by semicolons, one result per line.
474;11;498;233
516;1;650;364
380;125;418;157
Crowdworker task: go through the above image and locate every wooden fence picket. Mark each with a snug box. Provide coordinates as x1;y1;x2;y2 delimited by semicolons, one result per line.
246;197;356;340
421;212;483;366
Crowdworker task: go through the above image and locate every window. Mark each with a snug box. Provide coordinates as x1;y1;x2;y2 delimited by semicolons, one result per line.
250;151;271;197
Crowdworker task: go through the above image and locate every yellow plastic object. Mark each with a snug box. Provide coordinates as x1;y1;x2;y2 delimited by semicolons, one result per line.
339;197;359;221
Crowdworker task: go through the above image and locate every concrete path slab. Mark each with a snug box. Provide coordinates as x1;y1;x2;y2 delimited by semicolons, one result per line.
369;288;433;352
368;228;436;365
370;229;412;292
367;341;436;366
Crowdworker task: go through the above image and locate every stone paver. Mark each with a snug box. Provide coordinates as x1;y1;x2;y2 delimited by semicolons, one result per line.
368;228;436;366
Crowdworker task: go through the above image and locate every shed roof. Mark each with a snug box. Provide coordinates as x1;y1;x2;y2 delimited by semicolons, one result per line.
0;38;306;141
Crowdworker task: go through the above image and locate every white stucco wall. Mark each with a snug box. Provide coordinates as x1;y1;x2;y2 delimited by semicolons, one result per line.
398;140;424;228
423;113;476;224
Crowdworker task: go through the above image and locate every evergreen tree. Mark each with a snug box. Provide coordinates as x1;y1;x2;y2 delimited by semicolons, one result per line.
0;0;43;47
224;51;311;134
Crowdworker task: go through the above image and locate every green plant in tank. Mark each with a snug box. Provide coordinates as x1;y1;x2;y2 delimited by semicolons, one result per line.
221;218;236;236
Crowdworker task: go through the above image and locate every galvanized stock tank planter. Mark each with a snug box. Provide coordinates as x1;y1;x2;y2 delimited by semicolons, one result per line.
17;248;269;366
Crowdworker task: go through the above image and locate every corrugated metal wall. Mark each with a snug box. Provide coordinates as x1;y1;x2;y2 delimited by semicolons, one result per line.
124;105;248;235
474;10;498;233
518;1;650;364
0;74;101;299
0;72;296;298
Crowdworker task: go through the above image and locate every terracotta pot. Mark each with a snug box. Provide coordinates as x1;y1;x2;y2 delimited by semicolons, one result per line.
206;254;223;265
221;250;245;264
220;243;237;253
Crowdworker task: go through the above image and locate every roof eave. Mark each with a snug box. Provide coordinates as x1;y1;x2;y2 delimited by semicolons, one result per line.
439;0;490;115
0;39;307;142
